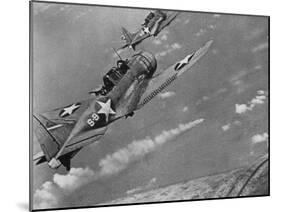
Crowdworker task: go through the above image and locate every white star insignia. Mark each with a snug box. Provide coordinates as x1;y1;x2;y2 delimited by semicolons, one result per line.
96;99;116;122
60;103;80;117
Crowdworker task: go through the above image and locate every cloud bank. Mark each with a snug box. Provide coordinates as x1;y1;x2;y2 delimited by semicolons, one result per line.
34;119;204;209
126;177;157;195
235;90;267;114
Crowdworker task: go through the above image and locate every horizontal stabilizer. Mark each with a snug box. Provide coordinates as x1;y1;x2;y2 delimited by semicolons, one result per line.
33;151;47;165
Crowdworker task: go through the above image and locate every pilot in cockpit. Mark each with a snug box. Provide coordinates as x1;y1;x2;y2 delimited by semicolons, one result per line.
100;59;129;95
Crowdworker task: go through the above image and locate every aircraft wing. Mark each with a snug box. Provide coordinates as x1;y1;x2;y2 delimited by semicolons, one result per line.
131;31;150;46
118;28;150;50
156;12;179;35
133;12;179;45
33;97;94;163
137;40;213;109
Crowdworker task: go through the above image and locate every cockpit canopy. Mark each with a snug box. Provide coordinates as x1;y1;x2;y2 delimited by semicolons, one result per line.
103;60;129;92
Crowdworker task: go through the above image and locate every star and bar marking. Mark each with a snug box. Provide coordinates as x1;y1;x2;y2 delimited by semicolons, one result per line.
59;103;81;118
87;99;116;127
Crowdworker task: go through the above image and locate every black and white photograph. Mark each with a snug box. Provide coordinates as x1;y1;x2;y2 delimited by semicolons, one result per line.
30;1;269;211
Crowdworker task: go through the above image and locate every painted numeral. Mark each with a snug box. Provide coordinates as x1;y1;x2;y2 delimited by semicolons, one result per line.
87;113;100;127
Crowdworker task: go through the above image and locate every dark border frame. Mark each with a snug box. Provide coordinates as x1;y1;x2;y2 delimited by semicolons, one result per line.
29;0;270;211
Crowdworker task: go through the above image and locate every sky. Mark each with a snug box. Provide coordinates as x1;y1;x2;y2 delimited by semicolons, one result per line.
31;2;269;210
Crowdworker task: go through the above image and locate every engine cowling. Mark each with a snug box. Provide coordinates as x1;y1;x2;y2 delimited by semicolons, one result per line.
128;51;157;78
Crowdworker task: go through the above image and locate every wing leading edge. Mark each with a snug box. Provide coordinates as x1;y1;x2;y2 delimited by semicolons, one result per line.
137;40;213;109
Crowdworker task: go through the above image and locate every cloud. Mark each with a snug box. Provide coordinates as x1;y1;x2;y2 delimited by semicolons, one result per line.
158;91;175;99
252;42;268;53
182;106;188;112
126;177;157;195
230;70;248;83
208;25;216;30
53;167;95;192
98;119;204;176
251;133;268;144
34;119;204;209
229;70;250;94
196;96;210;105
235;90;267;114
155;43;182;59
195;28;206;37
235;104;250;114
160;34;168;41
254;65;262;70
222;123;231;131
171;43;181;50
153;39;162;45
34;182;63;208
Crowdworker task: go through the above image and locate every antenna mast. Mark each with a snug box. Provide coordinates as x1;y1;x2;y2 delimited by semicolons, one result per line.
112;48;123;61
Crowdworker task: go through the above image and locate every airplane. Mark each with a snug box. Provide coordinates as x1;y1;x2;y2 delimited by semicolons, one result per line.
119;10;179;50
33;40;213;171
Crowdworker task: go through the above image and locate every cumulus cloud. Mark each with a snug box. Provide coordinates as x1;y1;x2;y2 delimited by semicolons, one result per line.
182;106;188;112
257;90;265;95
235;90;267;114
126;177;157;195
98;119;203;176
252;42;268;53
34;119;204;209
33;182;63;208
251;133;268;144
53;167;95;192
158;91;175;99
235;104;250;114
222;123;231;131
155;42;182;59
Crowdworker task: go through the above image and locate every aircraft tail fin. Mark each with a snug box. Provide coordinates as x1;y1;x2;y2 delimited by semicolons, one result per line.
33;151;47;165
33;115;62;162
120;27;138;50
121;26;133;44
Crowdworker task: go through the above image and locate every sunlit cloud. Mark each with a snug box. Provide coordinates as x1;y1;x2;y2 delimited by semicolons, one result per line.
158;91;176;99
222;123;231;131
182;106;188;112
34;119;204;209
235;90;267;114
251;133;268;144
